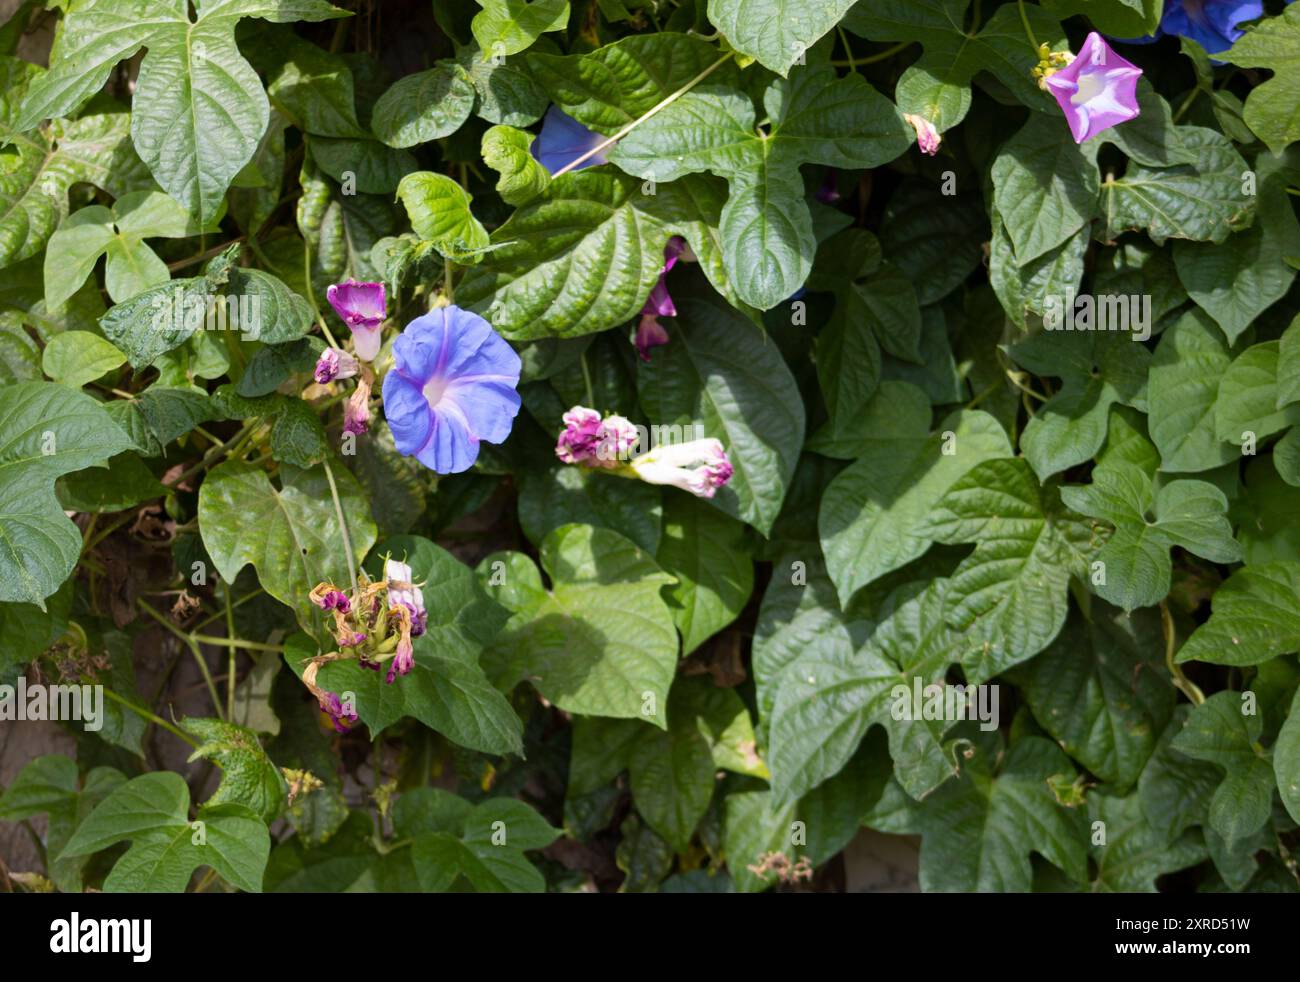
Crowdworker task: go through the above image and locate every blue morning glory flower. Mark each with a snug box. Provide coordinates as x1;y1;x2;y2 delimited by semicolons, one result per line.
381;305;522;474
530;106;609;174
1119;0;1271;55
1164;0;1263;53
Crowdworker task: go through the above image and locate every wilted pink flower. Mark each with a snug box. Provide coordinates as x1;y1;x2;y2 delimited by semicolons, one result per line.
595;414;640;463
902;114;941;155
344;377;371;436
320;691;357;733
326;280;386;361
555;406;603;464
635;237;693;362
384;558;426;638
555;407;641;466
1044;32;1142;144
314;348;359;384
314;589;350;613
387;637;414;684
629;438;733;499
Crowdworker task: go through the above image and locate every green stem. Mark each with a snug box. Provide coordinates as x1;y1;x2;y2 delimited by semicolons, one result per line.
191;634;284;653
166;420;256;489
831;40;912;67
837;26;857;72
1172;87;1200;124
137;599;226;721
1017;0;1039;50
303;239;341;348
224;584;237;722
1160;600;1205;705
580;352;595;409
552;51;736;176
323;459;359;595
102;687;198;748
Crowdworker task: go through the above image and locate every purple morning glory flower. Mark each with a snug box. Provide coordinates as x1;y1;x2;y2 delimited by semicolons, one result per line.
531;107;609;174
635;315;670;361
634;237;690;362
327;280;386;361
381;305;522;474
1045;33;1143;144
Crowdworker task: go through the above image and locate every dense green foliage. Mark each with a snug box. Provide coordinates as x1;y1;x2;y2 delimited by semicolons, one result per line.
2;0;1300;894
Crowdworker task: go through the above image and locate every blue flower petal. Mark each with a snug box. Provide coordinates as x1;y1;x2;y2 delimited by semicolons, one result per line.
380;371;432;456
531;106;608;175
444;379;522;445
417;409;478;474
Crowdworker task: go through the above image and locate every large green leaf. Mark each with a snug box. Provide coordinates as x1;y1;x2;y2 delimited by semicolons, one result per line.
458;169;743;338
1176;562;1300;667
0;95;146;268
865;734;1087;892
481;124;550;205
0;755;124;892
17;0;346;224
371;62;476;149
627;693;718;854
395;171;490;263
1097;127;1254;246
1169;692;1274;845
766;579;961;807
656;495;753;656
1173;153;1299;343
1013;603;1173;790
1146;308;1239;473
0;381;131;606
197;459;377;641
528;33;725;133
1224;4;1300;155
479;524;679;727
845;0;1066;111
518;464;662;555
471;0;569;59
183;717;288;823
918;458;1098;682
41;331;126;389
60;771;270;893
706;0;858;76
407;791;560;893
819;408;1012;606
991;113;1099;265
44;190;209;308
1008;328;1150;480
611;61;910;308
1061;461;1241;612
1276;688;1300;825
1085;791;1208;892
1215;341;1300;448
